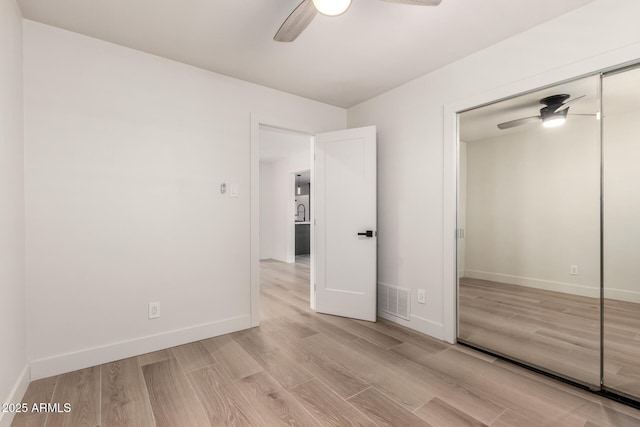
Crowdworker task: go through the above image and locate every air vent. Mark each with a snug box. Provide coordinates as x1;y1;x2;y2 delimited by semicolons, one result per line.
378;284;410;321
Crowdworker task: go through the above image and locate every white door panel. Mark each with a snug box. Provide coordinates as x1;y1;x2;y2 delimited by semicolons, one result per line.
314;126;377;321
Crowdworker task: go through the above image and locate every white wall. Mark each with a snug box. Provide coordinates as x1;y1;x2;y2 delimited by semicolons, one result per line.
0;0;28;425
259;147;310;262
464;120;600;298
604;108;640;302
23;20;345;379
348;0;640;341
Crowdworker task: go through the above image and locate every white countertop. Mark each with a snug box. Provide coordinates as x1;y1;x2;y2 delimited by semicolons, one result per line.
295;221;311;225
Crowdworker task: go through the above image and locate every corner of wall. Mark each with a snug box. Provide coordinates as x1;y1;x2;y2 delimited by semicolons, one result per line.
378;311;445;341
0;0;29;418
0;364;30;427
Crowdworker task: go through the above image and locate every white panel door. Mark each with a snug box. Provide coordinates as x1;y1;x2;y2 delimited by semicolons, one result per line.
314;126;377;321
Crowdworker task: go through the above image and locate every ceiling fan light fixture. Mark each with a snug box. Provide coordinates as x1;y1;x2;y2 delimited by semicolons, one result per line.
312;0;352;16
541;101;569;128
542;116;566;128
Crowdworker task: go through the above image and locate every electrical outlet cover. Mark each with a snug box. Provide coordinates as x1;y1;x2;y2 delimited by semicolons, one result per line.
148;302;160;319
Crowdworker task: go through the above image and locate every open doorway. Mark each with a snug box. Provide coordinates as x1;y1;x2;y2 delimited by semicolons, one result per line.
294;170;311;264
251;117;378;326
256;124;314;323
258;126;312;263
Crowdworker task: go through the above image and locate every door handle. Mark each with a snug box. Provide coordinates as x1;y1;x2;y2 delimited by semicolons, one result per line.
357;230;374;238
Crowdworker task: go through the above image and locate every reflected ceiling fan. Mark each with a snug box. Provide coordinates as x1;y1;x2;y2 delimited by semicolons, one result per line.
497;94;595;130
274;0;443;42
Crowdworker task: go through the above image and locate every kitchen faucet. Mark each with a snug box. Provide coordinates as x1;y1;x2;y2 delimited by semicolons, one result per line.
296;204;306;221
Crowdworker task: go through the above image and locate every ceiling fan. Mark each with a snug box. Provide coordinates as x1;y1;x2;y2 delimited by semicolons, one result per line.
274;0;443;42
497;94;594;130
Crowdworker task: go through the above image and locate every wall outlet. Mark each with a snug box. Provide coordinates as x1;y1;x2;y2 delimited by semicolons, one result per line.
148;302;160;319
570;265;578;275
417;289;426;304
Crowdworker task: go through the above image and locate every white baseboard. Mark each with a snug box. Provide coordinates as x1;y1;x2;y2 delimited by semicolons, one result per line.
378;311;445;342
30;315;251;380
604;288;640;303
0;364;30;427
464;270;600;299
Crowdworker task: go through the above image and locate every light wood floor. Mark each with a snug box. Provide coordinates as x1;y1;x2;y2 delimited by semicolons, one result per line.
12;259;640;426
459;277;640;400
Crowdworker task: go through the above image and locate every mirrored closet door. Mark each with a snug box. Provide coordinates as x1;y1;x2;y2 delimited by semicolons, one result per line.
458;66;640;404
602;65;640;402
457;75;602;389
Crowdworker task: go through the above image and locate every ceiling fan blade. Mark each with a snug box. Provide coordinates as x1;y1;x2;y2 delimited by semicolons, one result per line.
274;0;317;42
380;0;443;4
554;94;586;113
497;116;541;130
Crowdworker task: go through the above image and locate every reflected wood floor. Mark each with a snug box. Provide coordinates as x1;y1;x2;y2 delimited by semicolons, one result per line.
459;277;640;400
13;259;640;426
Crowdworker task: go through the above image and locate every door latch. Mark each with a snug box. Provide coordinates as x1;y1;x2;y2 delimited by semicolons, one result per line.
357;230;374;238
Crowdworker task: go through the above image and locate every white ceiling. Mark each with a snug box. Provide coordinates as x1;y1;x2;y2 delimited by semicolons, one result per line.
17;0;596;108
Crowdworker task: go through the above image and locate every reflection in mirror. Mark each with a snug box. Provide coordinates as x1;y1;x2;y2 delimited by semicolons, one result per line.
457;75;601;387
602;66;640;401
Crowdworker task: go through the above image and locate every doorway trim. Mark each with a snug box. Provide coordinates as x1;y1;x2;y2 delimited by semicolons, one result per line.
288;172;296;264
442;44;640;344
250;113;315;327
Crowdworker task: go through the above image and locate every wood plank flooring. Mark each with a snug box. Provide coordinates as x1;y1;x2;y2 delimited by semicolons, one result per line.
459;277;640;399
12;256;640;426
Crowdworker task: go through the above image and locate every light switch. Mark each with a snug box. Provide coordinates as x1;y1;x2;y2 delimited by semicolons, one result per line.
230;184;239;198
